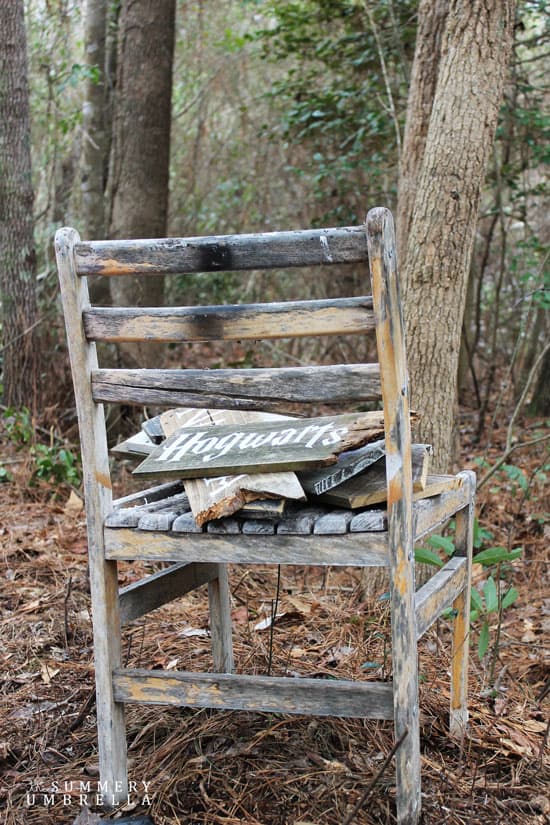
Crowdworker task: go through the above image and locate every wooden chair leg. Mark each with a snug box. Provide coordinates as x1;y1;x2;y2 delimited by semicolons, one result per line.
450;473;475;736
392;619;421;825
208;563;234;672
91;557;128;805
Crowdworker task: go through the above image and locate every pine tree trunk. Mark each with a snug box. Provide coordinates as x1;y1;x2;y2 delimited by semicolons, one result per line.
402;0;516;471
0;0;39;409
107;0;176;353
82;0;108;240
396;0;449;260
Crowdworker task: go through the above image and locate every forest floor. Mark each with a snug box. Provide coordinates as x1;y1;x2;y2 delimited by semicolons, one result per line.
0;404;548;825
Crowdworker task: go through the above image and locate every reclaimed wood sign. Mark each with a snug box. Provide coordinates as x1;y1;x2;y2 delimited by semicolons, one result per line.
298;439;386;496
317;444;432;508
159;407;305;525
133;410;386;480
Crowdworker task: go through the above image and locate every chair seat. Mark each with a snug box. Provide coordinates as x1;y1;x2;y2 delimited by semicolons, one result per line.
104;473;469;567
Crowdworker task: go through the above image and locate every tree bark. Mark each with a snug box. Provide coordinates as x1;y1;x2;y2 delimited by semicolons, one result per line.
107;0;176;344
81;0;108;240
396;0;449;260
402;0;516;471
0;0;39;409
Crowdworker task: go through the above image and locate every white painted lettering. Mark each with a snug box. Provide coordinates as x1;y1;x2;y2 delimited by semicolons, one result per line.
305;423;334;448
270;428;297;446
321;426;348;446
190;436;218;455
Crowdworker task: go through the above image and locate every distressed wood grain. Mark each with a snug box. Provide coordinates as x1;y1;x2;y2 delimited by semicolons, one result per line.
450;471;475;737
112;669;394;719
112;480;184;509
133;411;386;480
315;445;433;507
160;408;305;525
75;226;369;276
104;527;390;567
415;557;468;639
119;562;218;625
84;296;375;342
298;439;386;495
367;206;420;825
111;430;155;459
91;364;382;411
55;227;127;799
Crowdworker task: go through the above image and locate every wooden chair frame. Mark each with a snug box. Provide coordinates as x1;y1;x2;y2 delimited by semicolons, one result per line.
55;208;475;824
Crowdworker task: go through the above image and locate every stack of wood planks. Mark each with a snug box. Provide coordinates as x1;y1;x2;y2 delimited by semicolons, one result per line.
112;408;457;529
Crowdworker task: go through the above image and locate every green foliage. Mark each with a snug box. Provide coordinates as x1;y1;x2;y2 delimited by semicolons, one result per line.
2;407;81;489
415;517;522;665
254;0;417;222
32;443;81;487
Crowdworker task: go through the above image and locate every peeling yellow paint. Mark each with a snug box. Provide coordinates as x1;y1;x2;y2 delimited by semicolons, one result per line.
95;471;112;489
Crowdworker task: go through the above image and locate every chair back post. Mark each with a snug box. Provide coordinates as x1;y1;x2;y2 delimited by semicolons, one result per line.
54;228;127;800
366;207;421;822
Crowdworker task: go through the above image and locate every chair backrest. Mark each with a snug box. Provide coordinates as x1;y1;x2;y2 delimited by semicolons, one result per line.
55;207;413;537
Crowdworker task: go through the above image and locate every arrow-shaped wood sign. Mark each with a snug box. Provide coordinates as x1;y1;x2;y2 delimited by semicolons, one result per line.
133;410;387;480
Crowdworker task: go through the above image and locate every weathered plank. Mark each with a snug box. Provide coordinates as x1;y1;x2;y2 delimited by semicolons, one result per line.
112;480;184;509
186;474;305;526
367;206;420;825
141;415;164;443
276;505;327;535
160;408;305;525
298;439;386;495
119;562;218;625
104;527;390;567
414;556;468;639
207;518;241;534
55;226;127;798
350;510;387;532
112;668;394;719
105;492;190;528
111;430;155;459
313;510;354;535
450;471;475;736
83;296;376;342
171;512;203;533
317;445;432;508
91;364;382;411
133;411;387;480
75;226;369;276
242;520;276;535
413;478;468;540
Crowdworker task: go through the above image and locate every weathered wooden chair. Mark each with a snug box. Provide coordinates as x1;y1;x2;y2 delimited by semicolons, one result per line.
55;208;475;824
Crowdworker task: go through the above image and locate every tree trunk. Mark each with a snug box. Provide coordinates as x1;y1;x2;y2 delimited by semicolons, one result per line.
107;0;175;353
396;0;449;261
402;0;516;471
0;0;39;409
82;0;108;240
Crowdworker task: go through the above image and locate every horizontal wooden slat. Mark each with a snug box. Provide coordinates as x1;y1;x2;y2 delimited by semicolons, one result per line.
413;477;470;540
119;562;218;625
75;226;368;276
112;669;394;719
415;556;468;639
83;296;375;343
91;364;382;411
104;528;390;566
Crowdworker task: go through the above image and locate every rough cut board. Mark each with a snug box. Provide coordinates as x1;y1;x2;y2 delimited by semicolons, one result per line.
298;439;386;495
111;429;155;458
317;445;431;508
159;408;305;525
133;410;387;480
